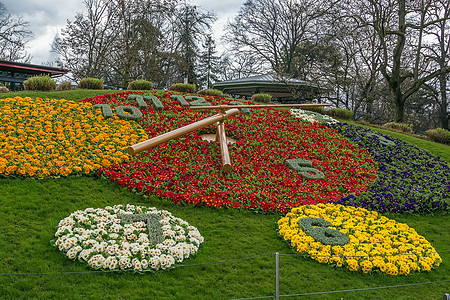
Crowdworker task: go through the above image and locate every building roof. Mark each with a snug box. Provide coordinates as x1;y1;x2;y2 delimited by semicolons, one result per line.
0;60;68;76
212;74;320;99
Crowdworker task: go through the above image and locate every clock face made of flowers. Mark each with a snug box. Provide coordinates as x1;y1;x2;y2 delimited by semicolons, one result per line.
53;204;204;271
82;92;378;214
278;203;442;275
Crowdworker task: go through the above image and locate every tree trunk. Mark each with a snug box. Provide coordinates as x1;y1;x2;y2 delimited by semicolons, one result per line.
394;96;405;123
438;73;449;129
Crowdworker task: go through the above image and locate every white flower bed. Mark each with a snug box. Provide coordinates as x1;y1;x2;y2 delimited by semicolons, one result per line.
53;204;204;271
290;108;338;124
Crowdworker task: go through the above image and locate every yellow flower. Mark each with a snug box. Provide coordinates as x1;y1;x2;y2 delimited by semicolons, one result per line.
278;203;442;276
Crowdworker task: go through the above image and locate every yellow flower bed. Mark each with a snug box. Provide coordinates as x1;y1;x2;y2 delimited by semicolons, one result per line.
0;97;148;177
278;203;442;275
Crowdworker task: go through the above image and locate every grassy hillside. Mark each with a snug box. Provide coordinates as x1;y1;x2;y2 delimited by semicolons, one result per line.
0;90;448;299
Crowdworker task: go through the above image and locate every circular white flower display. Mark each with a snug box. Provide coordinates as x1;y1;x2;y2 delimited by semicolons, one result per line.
53;204;204;271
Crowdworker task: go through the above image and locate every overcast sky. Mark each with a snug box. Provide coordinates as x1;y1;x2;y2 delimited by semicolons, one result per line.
2;0;245;65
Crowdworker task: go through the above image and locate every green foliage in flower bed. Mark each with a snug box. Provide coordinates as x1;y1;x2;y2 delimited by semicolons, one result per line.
115;105;143;120
298;217;350;246
144;95;164;110
127;80;153;90
128;94;148;109
94;104;114;118
169;83;196;93
78;77;104;90
117;213;165;245
285;159;325;180
426;128;450;145
251;93;272;103
23;75;56;91
186;96;211;106
170;94;190;106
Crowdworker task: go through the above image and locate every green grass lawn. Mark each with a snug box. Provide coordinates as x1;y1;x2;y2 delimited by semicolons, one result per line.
3;89;125;102
0;91;449;299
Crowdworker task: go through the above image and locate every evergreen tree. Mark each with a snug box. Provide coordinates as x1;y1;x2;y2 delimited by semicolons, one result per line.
197;34;220;89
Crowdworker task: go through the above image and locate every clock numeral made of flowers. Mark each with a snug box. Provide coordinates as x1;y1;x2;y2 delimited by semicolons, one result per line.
298;217;349;246
286;158;325;180
118;213;165;245
94;95;216;121
366;132;396;146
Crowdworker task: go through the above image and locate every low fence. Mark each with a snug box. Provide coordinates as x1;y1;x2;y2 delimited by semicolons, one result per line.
1;251;449;299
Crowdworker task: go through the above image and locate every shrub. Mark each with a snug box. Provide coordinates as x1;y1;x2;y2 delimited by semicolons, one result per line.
425;128;450;144
251;93;272;103
78;77;104;89
56;81;72;91
197;89;223;96
382;122;413;134
169;83;196;93
127;80;153;90
23;75;56;91
0;86;9;93
326;108;354;120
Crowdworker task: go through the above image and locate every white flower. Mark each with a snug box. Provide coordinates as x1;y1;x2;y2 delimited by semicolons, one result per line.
104;256;118;270
132;258;142;271
66;246;82;259
54;205;204;271
79;249;94;261
141;259;148;269
118;257;131;269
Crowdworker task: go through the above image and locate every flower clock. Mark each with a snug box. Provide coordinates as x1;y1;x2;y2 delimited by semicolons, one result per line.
52;204;204;271
0;96;148;177
278;203;442;275
83;91;378;214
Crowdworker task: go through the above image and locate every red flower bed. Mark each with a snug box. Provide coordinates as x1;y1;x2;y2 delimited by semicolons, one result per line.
82;91;377;214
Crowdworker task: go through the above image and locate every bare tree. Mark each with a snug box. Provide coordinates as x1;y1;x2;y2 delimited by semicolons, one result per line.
0;2;32;62
422;0;450;129
53;0;113;81
360;0;450;123
225;0;338;78
54;0;179;87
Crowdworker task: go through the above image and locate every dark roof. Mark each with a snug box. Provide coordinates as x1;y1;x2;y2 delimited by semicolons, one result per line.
212;74;320;98
214;74;318;86
0;60;68;76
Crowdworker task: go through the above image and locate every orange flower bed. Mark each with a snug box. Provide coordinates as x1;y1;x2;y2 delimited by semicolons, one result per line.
0;97;148;177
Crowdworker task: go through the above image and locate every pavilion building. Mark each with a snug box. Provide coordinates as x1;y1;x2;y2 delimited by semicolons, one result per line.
212;74;321;103
0;60;68;91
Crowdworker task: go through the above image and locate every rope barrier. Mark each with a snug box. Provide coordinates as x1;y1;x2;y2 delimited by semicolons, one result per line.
1;252;448;299
1;250;448;276
232;280;450;300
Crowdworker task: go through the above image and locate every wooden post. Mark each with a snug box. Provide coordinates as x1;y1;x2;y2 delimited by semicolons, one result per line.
217;121;232;172
127;108;240;155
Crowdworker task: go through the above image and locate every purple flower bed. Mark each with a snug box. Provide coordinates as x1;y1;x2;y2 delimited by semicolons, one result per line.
327;123;450;214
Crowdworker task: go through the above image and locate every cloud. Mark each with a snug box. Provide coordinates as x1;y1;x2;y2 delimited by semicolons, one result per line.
2;0;84;64
1;0;245;64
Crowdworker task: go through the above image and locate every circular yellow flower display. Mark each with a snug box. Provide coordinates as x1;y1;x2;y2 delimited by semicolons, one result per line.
278;203;442;275
0;97;148;177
